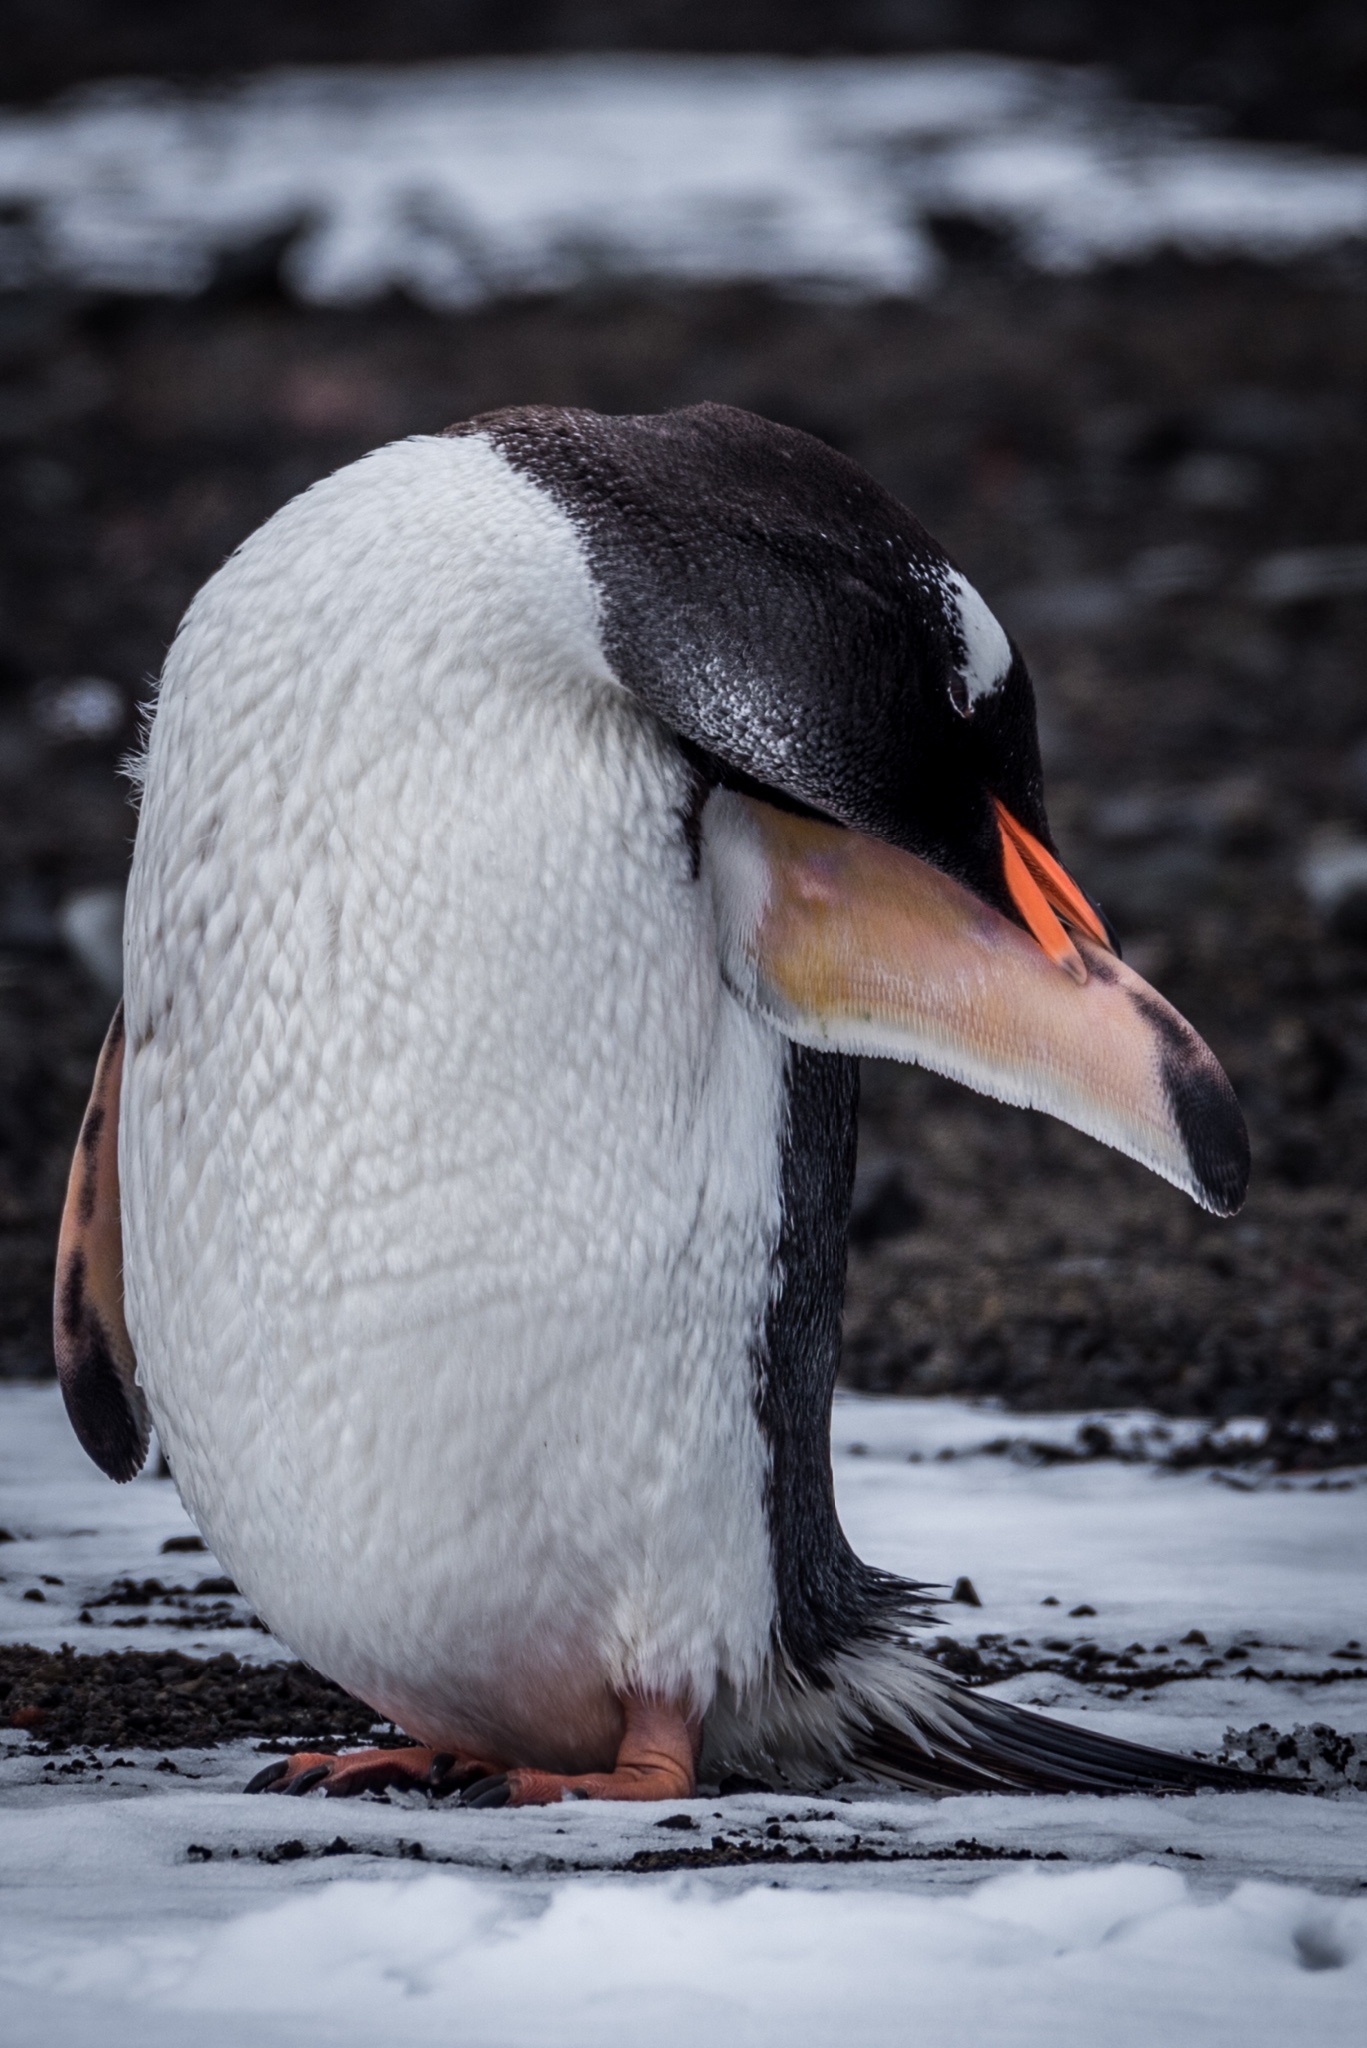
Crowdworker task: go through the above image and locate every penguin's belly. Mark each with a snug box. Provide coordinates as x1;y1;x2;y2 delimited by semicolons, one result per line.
120;632;787;1771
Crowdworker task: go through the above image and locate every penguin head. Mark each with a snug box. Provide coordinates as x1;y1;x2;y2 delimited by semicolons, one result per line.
464;402;1248;1217
469;403;1043;905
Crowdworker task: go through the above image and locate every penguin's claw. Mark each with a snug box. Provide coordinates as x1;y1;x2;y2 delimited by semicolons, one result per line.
244;1750;345;1796
243;1758;290;1794
285;1764;332;1796
460;1774;512;1808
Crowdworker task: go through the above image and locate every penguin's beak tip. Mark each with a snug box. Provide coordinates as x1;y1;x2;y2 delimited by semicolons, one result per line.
1124;979;1250;1218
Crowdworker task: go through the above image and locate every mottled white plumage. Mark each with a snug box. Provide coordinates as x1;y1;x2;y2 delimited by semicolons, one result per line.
122;434;795;1772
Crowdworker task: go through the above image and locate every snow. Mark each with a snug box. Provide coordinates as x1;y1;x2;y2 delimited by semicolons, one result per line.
3;1853;1366;2048
0;1384;284;1659
831;1398;1367;1690
2;1774;1365;2047
2;1382;1364;2045
3;56;1367;308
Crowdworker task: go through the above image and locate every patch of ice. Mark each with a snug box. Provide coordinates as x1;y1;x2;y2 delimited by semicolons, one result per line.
1;57;1367;309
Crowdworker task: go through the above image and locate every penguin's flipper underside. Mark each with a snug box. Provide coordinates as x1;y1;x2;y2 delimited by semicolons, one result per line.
856;1686;1264;1795
53;1002;149;1482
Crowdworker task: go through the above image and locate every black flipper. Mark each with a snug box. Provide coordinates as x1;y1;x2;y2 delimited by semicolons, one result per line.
54;1003;149;1482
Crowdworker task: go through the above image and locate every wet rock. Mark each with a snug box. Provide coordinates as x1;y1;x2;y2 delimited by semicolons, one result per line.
1222;1723;1367;1789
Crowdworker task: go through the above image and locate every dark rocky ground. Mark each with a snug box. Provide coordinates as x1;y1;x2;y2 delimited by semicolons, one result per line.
6;1638;1362;1788
0;1643;392;1750
2;246;1367;1454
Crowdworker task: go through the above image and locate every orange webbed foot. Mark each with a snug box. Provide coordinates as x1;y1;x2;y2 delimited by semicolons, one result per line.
244;1746;499;1799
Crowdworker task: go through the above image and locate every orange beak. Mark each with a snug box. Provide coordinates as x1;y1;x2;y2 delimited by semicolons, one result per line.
705;789;1249;1215
994;799;1114;985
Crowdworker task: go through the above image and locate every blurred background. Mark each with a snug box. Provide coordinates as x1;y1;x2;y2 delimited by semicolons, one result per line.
2;3;1367;1464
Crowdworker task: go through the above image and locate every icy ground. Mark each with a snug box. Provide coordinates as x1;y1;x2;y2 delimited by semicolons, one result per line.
5;55;1367;308
1;1382;1364;2045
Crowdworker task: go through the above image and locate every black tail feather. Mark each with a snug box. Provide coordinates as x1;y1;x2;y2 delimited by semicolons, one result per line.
856;1688;1275;1795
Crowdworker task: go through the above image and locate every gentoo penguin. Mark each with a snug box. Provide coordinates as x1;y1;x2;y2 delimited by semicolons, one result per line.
55;404;1251;1803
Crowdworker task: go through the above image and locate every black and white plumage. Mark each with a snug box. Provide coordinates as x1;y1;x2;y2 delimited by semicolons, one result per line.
55;403;1252;1799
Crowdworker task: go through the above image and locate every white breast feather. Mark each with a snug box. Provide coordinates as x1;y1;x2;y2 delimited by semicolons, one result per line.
120;434;788;1771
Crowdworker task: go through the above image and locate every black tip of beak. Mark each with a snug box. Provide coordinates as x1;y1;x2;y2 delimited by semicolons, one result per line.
1130;990;1250;1217
1176;1063;1250;1218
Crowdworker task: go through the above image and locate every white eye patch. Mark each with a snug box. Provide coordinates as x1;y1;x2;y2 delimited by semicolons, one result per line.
945;567;1012;711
